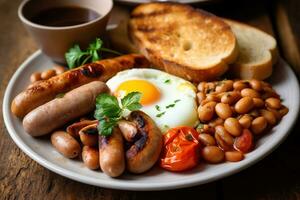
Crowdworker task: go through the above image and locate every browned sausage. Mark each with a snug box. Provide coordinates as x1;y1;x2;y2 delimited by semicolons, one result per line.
125;111;163;174
12;54;150;118
79;123;98;146
99;127;125;177
23;81;108;137
117;120;138;142
51;131;81;158
67;119;98;138
82;146;100;170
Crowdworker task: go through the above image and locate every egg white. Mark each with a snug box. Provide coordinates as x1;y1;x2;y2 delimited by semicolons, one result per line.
106;68;199;133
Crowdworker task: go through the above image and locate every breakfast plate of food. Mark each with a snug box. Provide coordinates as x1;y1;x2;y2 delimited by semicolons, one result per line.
3;3;300;191
114;0;213;5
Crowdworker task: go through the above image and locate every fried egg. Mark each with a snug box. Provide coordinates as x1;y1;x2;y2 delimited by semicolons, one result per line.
106;68;199;133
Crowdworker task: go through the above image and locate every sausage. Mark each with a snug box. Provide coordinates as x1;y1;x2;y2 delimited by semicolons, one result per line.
117;120;138;142
11;54;150;118
125;111;163;174
82;146;100;170
51;131;81;158
79;123;98;146
99;127;125;177
67;119;98;138
23;81;108;137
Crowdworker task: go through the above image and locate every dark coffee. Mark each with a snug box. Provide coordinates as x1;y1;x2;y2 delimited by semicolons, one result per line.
30;6;100;27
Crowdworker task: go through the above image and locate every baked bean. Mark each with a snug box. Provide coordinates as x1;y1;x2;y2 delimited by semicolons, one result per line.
249;109;260;118
41;69;56;80
198;101;217;122
261;81;272;88
54;66;66;75
251;116;267;134
261;87;279;99
197;82;206;92
199;134;216;146
249;79;262;91
215;103;232;119
30;72;42;83
203;124;215;134
51;131;81;158
82;146;99;170
238;115;253;129
225;151;244;162
202;146;224;163
206;94;220;102
215;80;233;93
197;92;206;104
253;98;264;108
221;91;241;105
262;85;275;93
241;88;260;98
200;99;210;106
208;118;224;128
224;118;242;136
260;109;277;125
233;80;249;91
205;82;216;93
267;108;282;120
235;97;254;114
265;97;282;109
197;124;214;134
215;125;234;150
279;106;289;117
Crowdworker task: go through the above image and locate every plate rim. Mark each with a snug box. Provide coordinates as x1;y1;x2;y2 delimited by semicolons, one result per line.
3;50;300;191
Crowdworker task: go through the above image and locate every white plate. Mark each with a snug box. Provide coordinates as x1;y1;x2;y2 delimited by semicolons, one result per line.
115;0;212;5
3;50;300;191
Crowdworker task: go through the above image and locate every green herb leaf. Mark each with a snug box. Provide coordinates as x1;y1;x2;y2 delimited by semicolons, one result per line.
65;38;121;69
56;93;65;98
155;105;160;111
94;92;142;136
94;93;121;119
174;99;181;103
166;104;175;109
121;92;142;111
196;123;204;132
164;79;171;84
97;118;118;136
156;112;165;118
87;38;103;61
65;45;87;69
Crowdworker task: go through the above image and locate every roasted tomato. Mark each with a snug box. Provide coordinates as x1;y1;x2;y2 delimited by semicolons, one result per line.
160;126;201;172
234;129;253;153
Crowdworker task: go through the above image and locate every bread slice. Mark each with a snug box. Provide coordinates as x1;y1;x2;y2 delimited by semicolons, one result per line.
225;19;278;80
129;3;238;82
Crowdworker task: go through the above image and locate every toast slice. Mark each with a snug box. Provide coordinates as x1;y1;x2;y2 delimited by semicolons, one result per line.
225;19;278;80
129;3;238;82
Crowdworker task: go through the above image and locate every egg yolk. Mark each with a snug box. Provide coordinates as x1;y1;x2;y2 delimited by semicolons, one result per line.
115;79;160;105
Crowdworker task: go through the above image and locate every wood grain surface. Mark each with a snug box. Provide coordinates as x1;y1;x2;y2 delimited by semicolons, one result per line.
0;0;299;200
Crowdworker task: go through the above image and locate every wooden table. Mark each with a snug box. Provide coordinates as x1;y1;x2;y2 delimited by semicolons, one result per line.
1;0;299;199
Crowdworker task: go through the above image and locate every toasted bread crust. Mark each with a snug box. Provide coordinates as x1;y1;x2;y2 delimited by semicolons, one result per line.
224;19;278;80
129;3;238;82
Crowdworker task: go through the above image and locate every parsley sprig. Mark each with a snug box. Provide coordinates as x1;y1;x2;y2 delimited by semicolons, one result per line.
65;38;122;69
94;92;142;136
